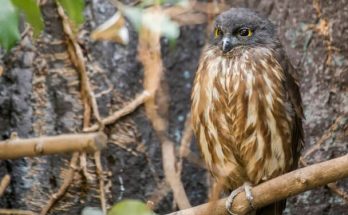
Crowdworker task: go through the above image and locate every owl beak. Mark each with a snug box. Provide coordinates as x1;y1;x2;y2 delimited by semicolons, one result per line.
222;37;233;53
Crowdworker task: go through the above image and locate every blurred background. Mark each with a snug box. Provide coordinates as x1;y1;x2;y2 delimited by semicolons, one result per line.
0;0;347;214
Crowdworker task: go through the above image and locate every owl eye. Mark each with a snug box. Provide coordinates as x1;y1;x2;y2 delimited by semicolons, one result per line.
238;27;252;37
214;27;223;38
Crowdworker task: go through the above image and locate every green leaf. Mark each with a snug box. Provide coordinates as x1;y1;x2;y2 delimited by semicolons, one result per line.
11;0;44;37
0;0;20;51
108;199;155;215
122;6;143;31
56;0;84;27
142;12;179;40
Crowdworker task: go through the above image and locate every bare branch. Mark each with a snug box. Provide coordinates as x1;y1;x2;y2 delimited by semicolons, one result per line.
327;183;348;203
0;174;10;197
0;133;107;160
40;153;79;215
177;113;193;175
167;154;348;215
138;24;191;209
84;91;151;132
94;151;107;214
0;209;37;215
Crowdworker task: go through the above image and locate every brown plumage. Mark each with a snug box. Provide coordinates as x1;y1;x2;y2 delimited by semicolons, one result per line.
191;8;304;215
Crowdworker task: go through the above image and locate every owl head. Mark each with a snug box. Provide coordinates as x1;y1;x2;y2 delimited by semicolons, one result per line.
211;8;278;53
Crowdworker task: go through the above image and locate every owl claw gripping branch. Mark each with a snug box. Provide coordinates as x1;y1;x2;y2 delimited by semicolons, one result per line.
191;8;304;215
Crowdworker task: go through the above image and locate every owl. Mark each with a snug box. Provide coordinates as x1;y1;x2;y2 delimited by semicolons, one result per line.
191;8;304;215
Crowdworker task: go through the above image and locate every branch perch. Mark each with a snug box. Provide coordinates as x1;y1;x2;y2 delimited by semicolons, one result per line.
167;154;348;215
0;132;107;160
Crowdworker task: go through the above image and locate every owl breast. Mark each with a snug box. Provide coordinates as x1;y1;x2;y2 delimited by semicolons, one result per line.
191;46;294;188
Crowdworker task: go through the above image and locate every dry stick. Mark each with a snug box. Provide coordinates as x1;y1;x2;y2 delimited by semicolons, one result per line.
84;91;151;132
0;174;10;197
40;153;79;215
57;4;109;213
138;26;191;209
149;113;194;208
327;183;348;203
0;209;37;215
177;113;193;175
95;151;107;214
57;6;102;125
0;133;107;160
167;154;348;215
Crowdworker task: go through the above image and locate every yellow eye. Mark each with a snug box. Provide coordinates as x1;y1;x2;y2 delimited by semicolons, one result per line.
214;27;223;38
238;27;252;37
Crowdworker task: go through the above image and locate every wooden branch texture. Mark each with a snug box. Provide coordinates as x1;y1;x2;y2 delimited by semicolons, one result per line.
167;154;348;215
0;132;107;160
0;174;10;197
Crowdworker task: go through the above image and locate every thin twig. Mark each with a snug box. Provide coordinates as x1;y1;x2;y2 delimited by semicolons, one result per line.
0;174;10;197
327;183;348;203
57;5;102;125
40;153;80;215
80;152;94;181
57;4;110;213
84;91;151;132
177;113;193;175
94;151;107;214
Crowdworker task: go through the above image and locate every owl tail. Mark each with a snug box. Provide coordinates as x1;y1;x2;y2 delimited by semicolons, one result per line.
255;200;286;215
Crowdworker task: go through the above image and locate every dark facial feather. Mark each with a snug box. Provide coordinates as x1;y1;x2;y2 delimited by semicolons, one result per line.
211;8;278;52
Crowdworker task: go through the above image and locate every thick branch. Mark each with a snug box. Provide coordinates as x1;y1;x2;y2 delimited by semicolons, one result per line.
0;209;36;215
0;132;107;160
167;154;348;215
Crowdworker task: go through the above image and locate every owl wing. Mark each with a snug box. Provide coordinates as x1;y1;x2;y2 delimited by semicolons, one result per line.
276;48;304;169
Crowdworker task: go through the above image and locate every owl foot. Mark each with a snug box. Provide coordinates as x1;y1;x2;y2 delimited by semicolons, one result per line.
225;182;255;215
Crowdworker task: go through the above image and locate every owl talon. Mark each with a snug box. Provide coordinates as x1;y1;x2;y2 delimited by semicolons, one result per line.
243;182;255;209
225;182;255;215
225;186;244;215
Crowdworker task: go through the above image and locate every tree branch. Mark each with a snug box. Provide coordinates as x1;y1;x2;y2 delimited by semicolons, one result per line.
83;91;151;132
0;132;107;160
0;174;10;197
167;154;348;215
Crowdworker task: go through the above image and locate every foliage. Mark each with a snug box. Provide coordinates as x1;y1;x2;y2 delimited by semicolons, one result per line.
108;199;156;215
0;0;85;52
0;0;20;52
11;0;44;37
56;0;85;27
